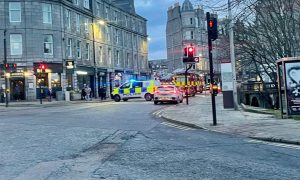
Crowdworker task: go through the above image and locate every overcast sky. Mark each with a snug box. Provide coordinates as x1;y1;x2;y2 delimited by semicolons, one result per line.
134;0;232;60
135;0;179;60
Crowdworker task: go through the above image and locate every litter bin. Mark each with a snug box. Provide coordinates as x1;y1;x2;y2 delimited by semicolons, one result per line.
56;91;63;101
65;91;70;101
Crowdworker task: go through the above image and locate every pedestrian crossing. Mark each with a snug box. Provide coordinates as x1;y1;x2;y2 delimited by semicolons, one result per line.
152;109;164;118
153;110;195;131
246;139;300;150
160;121;196;131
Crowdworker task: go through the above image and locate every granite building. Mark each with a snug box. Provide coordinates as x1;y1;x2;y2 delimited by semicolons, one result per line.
0;0;149;101
166;0;209;74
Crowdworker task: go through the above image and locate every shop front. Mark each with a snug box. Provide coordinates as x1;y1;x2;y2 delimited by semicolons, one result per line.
98;70;107;98
76;66;95;97
139;72;150;81
123;70;136;82
34;63;63;99
10;71;26;101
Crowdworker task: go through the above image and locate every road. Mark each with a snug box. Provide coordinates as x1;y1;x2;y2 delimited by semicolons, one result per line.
0;98;300;180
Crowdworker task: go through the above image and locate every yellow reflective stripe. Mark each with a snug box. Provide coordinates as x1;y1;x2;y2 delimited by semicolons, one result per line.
136;87;142;93
124;88;130;94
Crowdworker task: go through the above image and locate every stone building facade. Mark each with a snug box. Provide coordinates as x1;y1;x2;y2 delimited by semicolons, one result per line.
166;0;221;83
0;0;149;101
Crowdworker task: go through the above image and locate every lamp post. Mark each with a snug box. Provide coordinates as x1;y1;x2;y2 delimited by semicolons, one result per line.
4;30;9;107
90;19;106;99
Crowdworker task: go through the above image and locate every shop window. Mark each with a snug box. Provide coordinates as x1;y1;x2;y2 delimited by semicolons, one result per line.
36;75;48;87
51;73;61;87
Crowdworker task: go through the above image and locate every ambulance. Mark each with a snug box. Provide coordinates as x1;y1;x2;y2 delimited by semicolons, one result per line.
111;80;161;102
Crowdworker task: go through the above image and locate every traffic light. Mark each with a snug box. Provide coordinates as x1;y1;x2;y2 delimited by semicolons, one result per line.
207;17;218;41
187;46;194;58
39;63;47;73
212;83;218;95
4;63;17;72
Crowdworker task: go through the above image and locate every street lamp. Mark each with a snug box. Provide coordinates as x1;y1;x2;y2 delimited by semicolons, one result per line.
3;30;9;107
91;18;106;98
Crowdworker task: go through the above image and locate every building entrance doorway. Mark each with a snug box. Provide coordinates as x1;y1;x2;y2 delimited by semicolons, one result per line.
11;79;25;100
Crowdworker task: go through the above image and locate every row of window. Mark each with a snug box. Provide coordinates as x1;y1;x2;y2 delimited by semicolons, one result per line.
7;2;145;50
9;2;52;24
94;1;146;34
8;34;146;68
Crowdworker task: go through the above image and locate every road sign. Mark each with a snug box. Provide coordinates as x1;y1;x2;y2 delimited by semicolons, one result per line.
183;57;200;63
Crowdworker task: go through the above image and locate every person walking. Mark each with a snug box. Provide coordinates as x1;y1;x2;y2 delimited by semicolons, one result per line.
14;85;21;101
99;86;104;100
84;85;92;101
81;84;87;100
47;87;53;102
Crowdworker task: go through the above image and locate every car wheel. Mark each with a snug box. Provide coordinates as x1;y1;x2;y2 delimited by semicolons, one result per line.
114;95;121;102
123;99;128;102
154;101;158;105
145;93;152;101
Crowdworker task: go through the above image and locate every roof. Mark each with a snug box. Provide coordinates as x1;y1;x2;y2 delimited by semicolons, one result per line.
181;0;194;12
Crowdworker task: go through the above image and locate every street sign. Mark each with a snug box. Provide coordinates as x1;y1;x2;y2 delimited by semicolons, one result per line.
183;57;200;63
66;60;74;73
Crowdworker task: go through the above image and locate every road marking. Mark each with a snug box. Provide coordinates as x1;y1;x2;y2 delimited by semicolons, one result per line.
246;139;300;150
153;109;164;118
161;121;195;131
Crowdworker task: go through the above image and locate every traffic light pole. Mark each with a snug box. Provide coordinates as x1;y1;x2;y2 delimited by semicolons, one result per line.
185;64;193;105
4;30;9;107
39;72;43;104
207;12;217;126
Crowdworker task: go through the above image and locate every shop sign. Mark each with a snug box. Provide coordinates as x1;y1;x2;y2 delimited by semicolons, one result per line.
10;72;24;78
36;73;47;79
66;60;74;73
99;72;106;76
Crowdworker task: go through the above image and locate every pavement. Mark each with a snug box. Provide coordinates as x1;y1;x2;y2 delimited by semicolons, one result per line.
0;98;112;107
159;93;300;145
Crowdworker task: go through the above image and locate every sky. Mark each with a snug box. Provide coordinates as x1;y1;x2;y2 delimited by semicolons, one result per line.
134;0;227;60
134;0;183;60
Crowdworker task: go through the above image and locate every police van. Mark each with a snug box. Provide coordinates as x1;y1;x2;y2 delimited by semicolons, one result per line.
111;80;161;102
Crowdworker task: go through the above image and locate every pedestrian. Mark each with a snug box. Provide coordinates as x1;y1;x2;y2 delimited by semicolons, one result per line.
47;87;53;102
14;85;21;101
84;85;92;101
81;84;86;100
99;86;105;100
103;86;107;100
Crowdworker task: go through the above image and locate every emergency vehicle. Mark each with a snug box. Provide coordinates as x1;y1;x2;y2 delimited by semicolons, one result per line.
161;72;204;96
111;80;161;102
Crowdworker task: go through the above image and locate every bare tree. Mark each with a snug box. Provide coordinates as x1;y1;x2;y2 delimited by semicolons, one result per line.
233;0;300;85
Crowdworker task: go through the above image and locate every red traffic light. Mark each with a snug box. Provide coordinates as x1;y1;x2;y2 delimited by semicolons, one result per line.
187;46;194;58
39;63;47;72
39;64;46;70
4;63;17;69
209;20;213;28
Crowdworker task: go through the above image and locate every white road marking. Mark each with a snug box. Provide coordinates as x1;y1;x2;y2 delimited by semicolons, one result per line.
153;109;164;117
247;139;300;150
161;121;194;131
